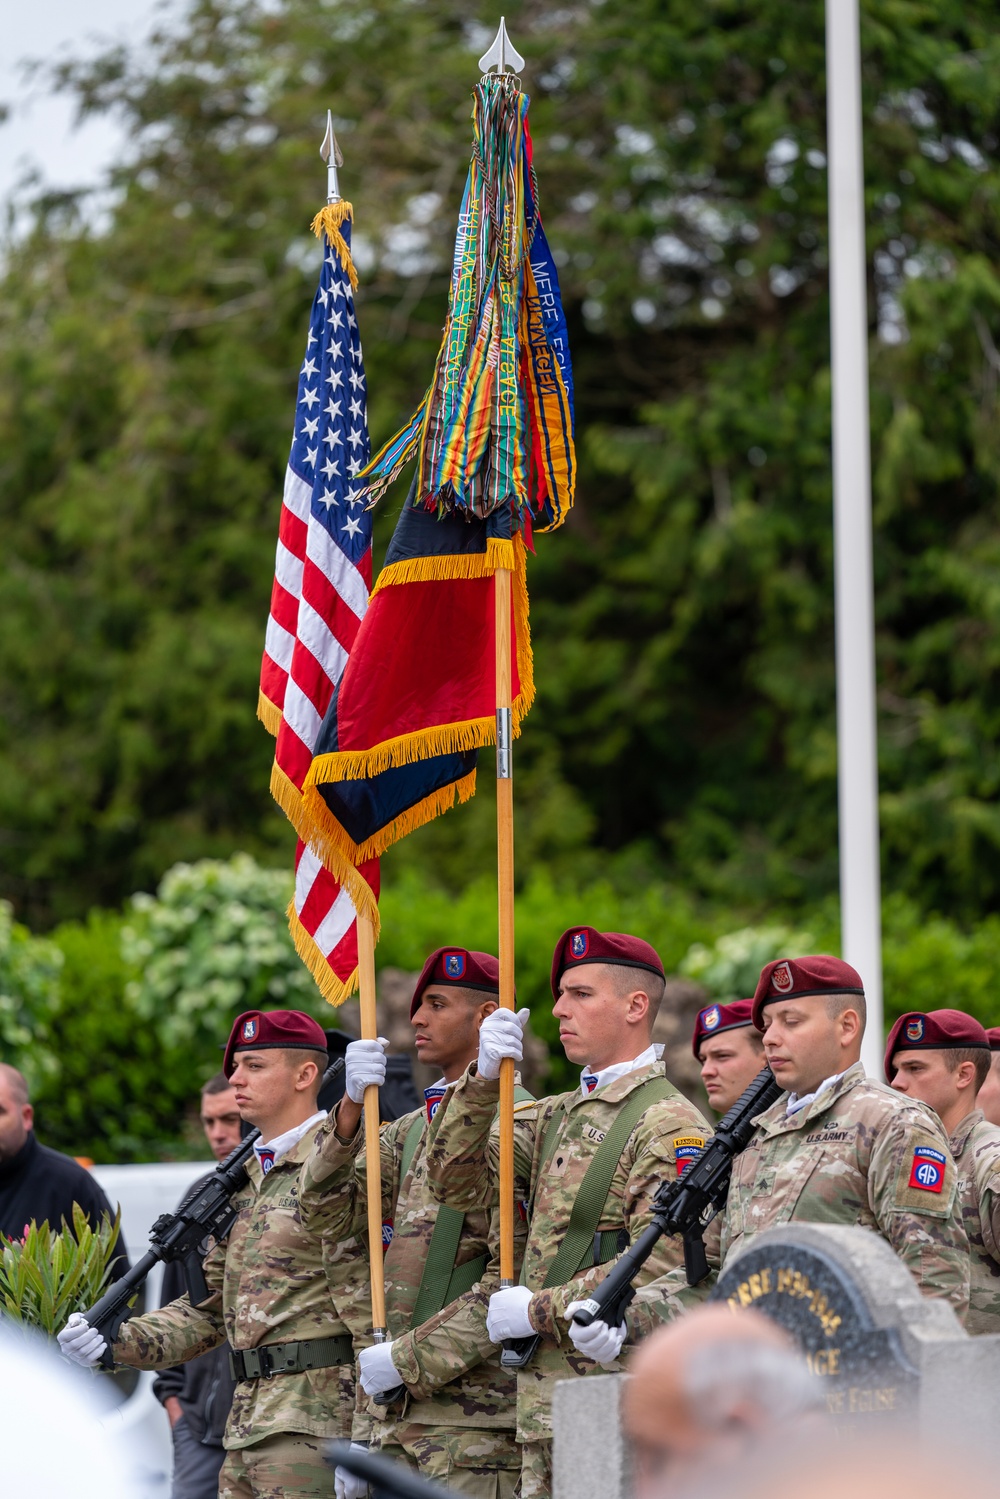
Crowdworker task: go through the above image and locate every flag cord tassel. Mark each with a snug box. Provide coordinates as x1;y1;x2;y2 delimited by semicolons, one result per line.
310;201;359;290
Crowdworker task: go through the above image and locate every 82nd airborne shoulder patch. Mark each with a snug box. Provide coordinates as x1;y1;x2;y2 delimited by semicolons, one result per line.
908;1145;946;1193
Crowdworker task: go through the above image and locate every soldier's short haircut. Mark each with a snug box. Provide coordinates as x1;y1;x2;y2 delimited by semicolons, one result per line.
201;1071;234;1096
0;1063;29;1106
281;1048;325;1094
823;990;867;1031
943;1046;991;1091
603;964;666;1025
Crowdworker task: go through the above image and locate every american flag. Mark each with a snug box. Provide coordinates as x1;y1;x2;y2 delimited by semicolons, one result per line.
259;209;378;1004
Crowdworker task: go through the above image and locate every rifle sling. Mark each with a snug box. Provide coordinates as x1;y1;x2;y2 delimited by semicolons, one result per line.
400;1087;533;1329
539;1075;673;1290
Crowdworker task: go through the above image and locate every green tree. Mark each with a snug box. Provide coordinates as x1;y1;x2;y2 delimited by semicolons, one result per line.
0;0;999;934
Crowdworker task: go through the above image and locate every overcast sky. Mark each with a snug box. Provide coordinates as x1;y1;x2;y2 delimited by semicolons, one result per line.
0;0;178;209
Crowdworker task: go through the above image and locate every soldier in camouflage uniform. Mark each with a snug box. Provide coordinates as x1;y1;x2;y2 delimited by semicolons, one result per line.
425;927;712;1499
59;1010;372;1499
886;1007;1000;1334
595;957;971;1348
300;947;531;1499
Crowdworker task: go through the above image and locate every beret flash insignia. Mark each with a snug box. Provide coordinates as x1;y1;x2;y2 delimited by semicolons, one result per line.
905;1017;925;1042
570;931;589;959
241;1017;259;1041
702;1005;721;1032
444;951;466;979
771;961;794;994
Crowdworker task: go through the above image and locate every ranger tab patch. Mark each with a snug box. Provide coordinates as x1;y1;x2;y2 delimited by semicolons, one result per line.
909;1145;946;1193
675;1137;705;1176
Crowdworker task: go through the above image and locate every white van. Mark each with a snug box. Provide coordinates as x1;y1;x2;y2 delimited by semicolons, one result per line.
92;1159;215;1497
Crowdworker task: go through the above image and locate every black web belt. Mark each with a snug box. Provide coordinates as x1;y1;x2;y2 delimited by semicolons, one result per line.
229;1335;353;1381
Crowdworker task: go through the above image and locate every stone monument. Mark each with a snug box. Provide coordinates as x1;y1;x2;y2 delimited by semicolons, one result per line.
551;1223;1000;1499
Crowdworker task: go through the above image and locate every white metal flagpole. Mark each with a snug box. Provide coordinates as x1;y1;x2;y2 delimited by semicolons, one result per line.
825;0;884;1078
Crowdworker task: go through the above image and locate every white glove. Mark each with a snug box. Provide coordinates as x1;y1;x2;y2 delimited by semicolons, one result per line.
345;1038;389;1103
335;1445;370;1499
486;1285;535;1343
57;1312;108;1369
565;1301;627;1365
358;1340;403;1397
477;1008;530;1080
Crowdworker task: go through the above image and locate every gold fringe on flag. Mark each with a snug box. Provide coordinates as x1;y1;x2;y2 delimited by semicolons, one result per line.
257;690;283;738
310;201;359;291
287;899;360;1007
369;537;517;598
302;770;478;879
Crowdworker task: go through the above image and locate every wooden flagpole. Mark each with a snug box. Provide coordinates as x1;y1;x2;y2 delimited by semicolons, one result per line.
495;565;516;1285
320;114;389;1343
356;910;388;1339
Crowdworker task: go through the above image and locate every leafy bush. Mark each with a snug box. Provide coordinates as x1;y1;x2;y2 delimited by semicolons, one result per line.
881;895;1000;1030
377;865;726;1089
122;854;325;1052
35;909;197;1162
0;902;61;1094
679;925;816;1003
7;853;1000;1159
0;1206;121;1337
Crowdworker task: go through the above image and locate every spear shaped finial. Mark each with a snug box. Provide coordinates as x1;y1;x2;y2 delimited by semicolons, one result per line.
320;109;344;204
478;17;525;75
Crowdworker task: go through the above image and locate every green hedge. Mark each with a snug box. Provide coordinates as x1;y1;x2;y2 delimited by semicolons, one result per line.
5;857;1000;1161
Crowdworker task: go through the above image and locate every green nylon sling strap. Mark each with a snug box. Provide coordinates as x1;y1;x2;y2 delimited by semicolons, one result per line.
402;1086;534;1329
538;1075;674;1290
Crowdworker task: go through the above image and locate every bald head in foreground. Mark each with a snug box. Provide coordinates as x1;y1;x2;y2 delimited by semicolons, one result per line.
622;1305;824;1496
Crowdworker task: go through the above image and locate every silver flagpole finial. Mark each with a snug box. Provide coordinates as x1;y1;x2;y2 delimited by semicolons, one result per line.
479;17;525;75
320;109;344;204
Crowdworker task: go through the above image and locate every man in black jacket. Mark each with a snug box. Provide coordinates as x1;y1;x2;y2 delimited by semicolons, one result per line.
0;1063;127;1280
153;1073;242;1499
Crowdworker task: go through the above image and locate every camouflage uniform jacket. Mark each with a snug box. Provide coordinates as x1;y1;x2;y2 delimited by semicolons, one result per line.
299;1098;533;1436
950;1108;1000;1335
113;1119;371;1449
424;1059;711;1442
630;1061;970;1339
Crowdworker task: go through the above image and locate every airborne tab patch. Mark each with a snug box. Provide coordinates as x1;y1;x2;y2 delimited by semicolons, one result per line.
908;1146;946;1193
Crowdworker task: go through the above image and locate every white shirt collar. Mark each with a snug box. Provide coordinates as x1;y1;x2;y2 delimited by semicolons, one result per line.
254;1110;327;1173
785;1072;843;1116
580;1044;661;1098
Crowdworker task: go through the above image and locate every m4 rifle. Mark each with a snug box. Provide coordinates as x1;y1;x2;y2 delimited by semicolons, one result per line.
570;1066;783;1333
80;1058;344;1355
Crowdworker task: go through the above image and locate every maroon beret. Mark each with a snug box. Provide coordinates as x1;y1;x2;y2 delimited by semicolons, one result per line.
988;1027;1000;1053
884;1008;990;1081
692;999;755;1058
409;948;500;1019
551;926;664;998
752;956;864;1030
223;1009;328;1078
